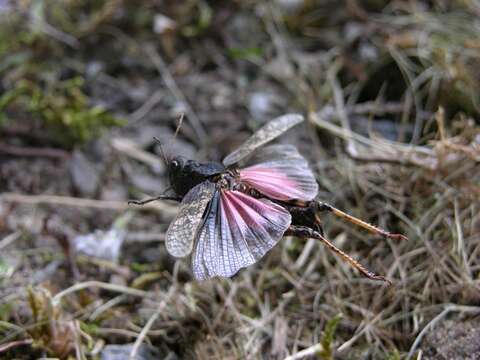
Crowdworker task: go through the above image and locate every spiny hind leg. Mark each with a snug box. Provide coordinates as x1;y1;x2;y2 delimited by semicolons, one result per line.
310;201;408;242
286;225;391;284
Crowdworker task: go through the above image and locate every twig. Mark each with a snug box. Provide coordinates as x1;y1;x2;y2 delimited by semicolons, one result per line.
283;343;324;360
0;142;71;159
129;286;176;360
144;44;207;144
1;193;177;215
52;281;153;306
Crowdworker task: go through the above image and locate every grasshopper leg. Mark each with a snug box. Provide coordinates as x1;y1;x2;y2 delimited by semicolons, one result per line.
312;201;408;242
286;225;391;284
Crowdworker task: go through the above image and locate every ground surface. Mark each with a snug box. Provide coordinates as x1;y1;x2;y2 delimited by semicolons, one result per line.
0;1;479;359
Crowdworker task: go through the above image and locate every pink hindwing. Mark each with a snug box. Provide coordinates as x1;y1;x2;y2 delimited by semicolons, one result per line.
239;144;318;201
192;190;291;280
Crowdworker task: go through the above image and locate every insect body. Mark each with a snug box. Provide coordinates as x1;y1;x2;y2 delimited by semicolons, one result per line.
130;114;407;283
168;157;224;197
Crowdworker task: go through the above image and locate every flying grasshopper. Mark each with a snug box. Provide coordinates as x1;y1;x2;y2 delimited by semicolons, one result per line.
130;114;407;283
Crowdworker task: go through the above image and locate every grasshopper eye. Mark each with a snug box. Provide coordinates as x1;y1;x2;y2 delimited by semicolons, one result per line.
169;157;185;173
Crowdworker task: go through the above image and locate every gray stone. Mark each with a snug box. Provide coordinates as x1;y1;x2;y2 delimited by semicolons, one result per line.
70;150;100;197
101;344;158;360
421;317;480;360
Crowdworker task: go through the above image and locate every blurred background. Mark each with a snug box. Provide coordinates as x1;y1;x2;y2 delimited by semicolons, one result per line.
0;1;479;359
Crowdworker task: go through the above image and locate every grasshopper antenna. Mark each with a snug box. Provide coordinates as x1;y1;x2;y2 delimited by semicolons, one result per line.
153;113;184;166
173;112;184;139
153;136;169;166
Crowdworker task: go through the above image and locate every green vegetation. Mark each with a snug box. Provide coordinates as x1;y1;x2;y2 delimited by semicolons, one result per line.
319;314;343;360
0;0;124;148
0;1;479;358
0;77;124;147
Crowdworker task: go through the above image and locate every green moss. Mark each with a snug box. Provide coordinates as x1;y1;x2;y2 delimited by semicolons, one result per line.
0;1;125;148
227;46;263;61
0;76;125;148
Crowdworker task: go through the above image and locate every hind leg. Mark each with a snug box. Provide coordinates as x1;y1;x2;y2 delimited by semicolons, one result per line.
286;225;390;284
284;202;324;235
312;201;408;242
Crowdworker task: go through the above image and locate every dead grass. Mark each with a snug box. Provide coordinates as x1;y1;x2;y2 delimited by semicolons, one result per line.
1;1;480;359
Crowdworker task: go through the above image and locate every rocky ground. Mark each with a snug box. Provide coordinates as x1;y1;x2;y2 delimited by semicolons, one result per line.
0;1;479;359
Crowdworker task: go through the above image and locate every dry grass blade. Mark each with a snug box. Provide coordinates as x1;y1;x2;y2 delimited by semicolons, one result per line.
0;339;33;354
129;286;176;360
127;90;164;124
2;1;480;358
0;231;22;250
310;110;437;169
284;343;324;360
144;44;207;144
111;137;165;172
51;281;154;306
0;193;178;215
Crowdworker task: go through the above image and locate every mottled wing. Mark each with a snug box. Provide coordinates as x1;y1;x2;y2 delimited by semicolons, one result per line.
192;190;291;280
222;114;304;167
239;144;318;201
246;144;306;163
166;181;216;257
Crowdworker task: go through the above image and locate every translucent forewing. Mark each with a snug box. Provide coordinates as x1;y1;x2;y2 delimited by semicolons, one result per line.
239;144;318;201
166;181;216;257
191;191;221;280
192;190;291;280
222;114;304;167
245;144;307;163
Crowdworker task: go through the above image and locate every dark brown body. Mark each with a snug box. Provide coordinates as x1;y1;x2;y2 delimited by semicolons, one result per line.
168;156;224;197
